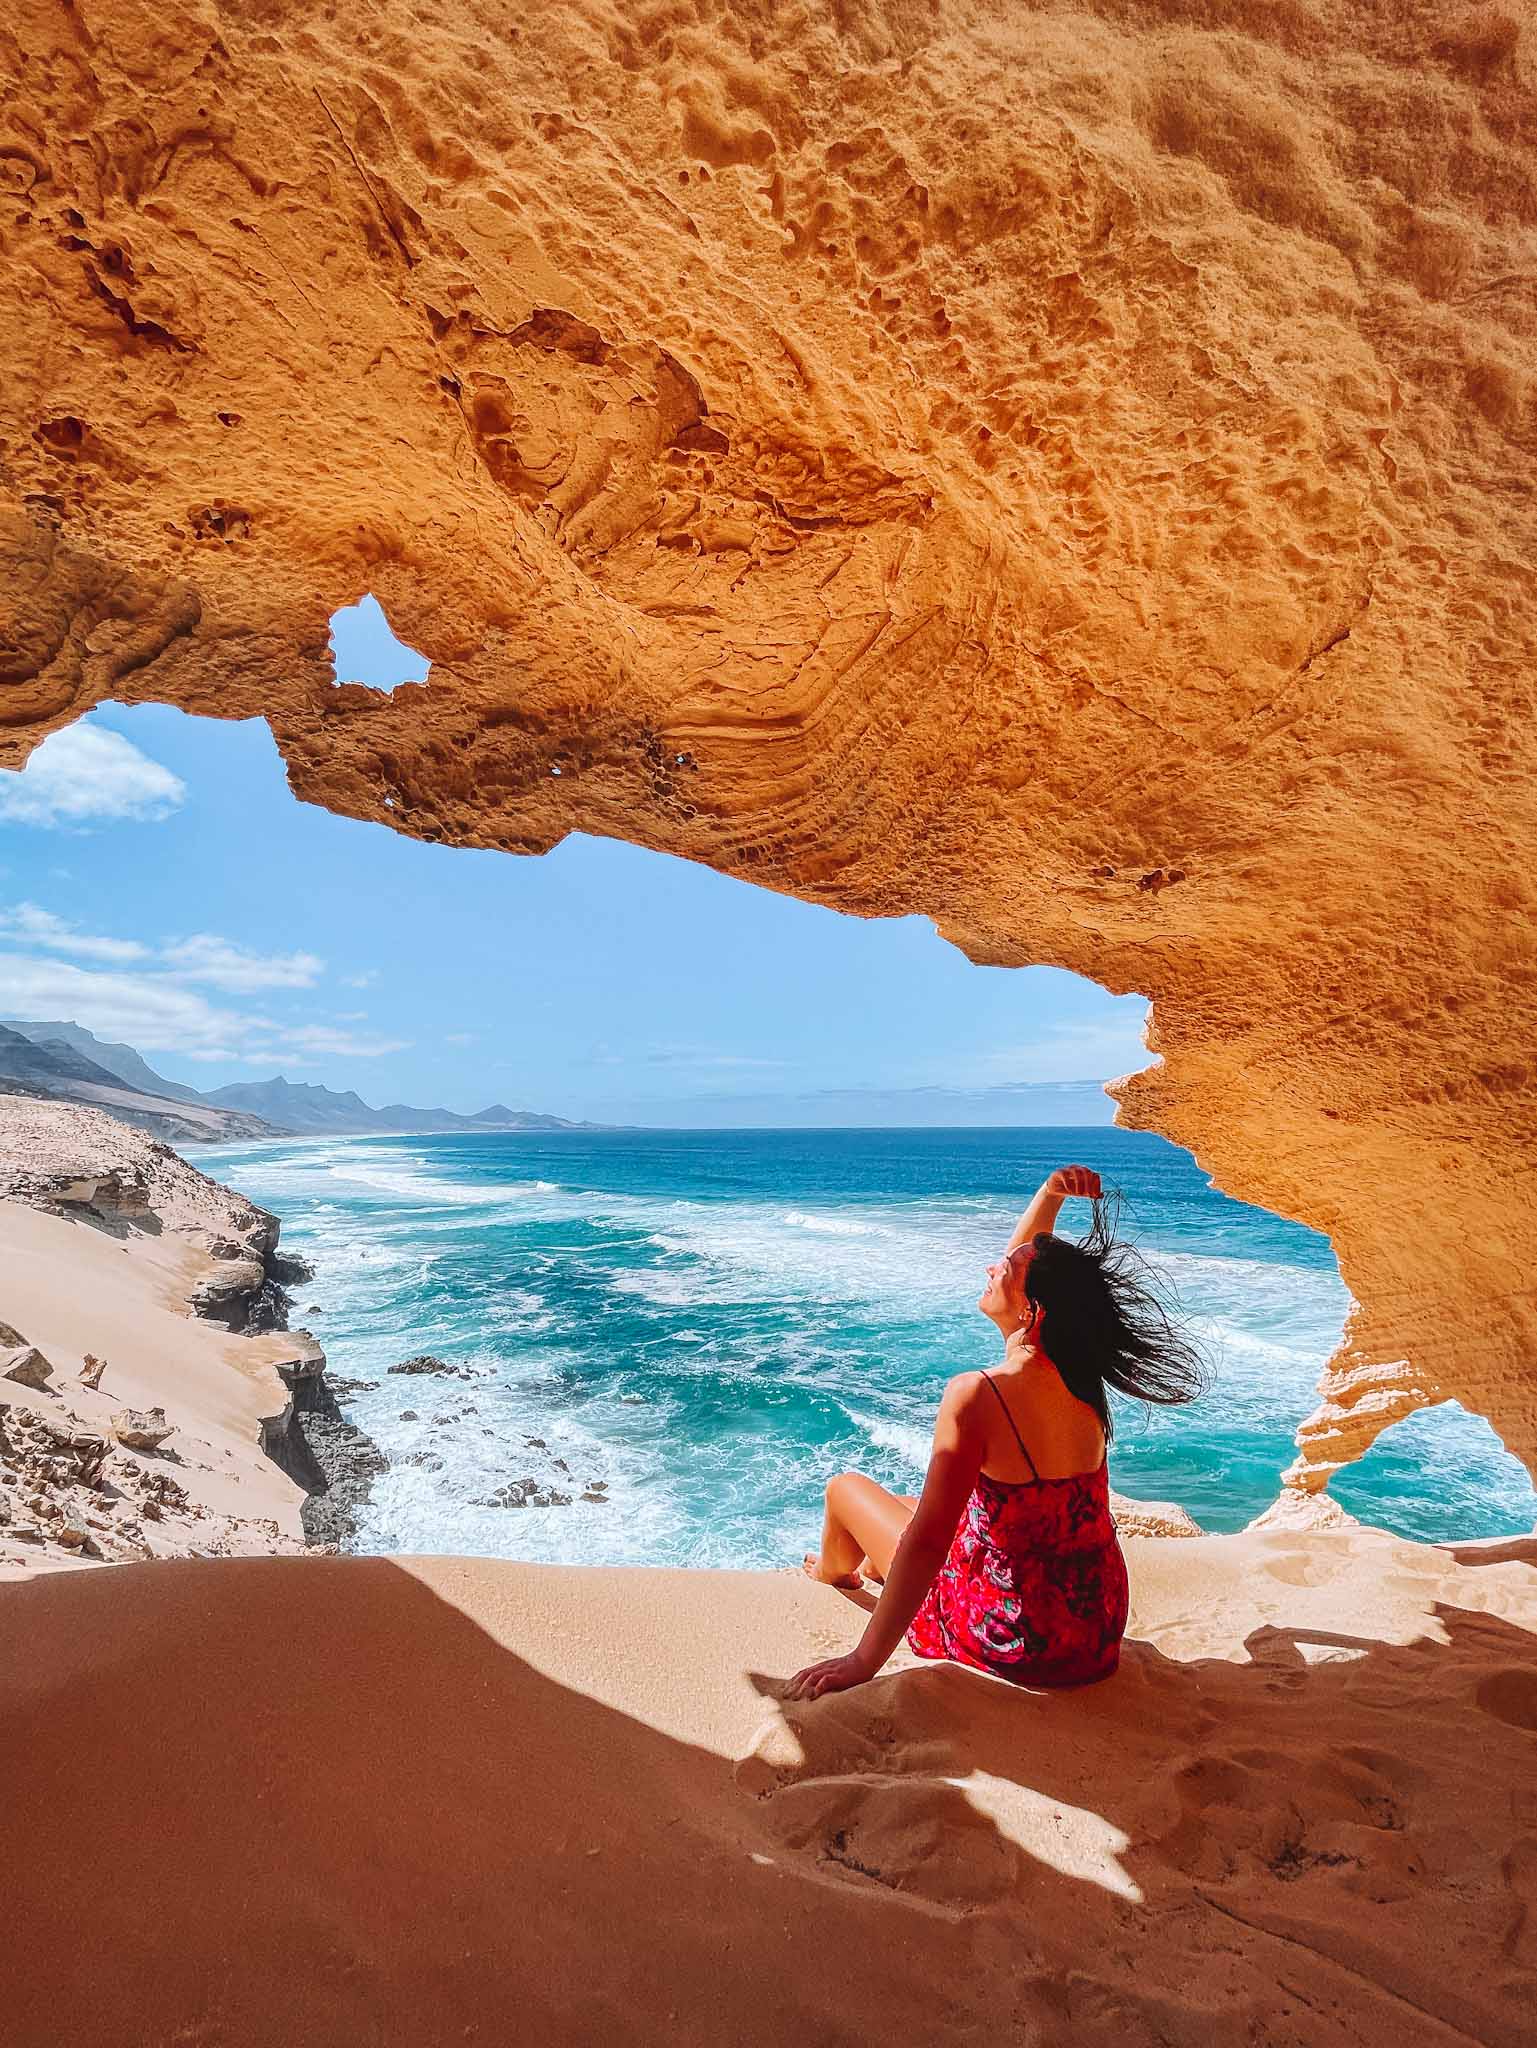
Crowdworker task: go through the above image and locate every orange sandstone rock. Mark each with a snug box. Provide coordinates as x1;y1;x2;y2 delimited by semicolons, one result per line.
0;1;1533;1505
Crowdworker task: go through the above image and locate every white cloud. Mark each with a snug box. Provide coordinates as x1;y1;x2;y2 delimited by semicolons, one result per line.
0;954;259;1055
588;1042;789;1072
0;902;149;963
0;726;185;829
0;955;406;1063
340;969;378;989
267;1023;409;1058
162;933;324;992
0;910;323;989
954;1011;1153;1087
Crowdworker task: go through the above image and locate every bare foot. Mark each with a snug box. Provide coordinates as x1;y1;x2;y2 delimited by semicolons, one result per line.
802;1552;863;1589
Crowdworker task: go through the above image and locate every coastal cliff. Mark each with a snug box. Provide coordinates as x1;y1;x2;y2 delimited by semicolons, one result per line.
0;1097;381;1569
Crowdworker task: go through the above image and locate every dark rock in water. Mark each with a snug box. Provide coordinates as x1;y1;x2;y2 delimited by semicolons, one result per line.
474;1472;577;1510
305;1303;324;1315
258;1355;386;1548
524;1436;546;1450
579;1491;608;1504
268;1250;315;1286
476;1479;535;1509
388;1354;470;1380
405;1449;444;1472
399;1409;418;1422
328;1376;378;1397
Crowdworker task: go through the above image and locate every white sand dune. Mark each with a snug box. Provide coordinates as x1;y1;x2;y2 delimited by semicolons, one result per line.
2;1525;1534;2045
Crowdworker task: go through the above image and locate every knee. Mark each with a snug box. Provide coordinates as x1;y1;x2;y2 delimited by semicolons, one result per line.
825;1469;862;1505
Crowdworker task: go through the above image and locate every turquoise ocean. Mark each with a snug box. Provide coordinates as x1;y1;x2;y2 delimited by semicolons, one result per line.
202;1125;1535;1559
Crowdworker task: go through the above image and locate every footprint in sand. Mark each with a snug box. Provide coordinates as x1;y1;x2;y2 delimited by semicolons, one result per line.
756;1772;1022;1915
1475;1667;1537;1732
736;1681;1139;1916
1258;1546;1324;1589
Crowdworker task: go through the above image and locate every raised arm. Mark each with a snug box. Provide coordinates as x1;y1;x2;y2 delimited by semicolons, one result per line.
1004;1163;1102;1255
787;1375;986;1700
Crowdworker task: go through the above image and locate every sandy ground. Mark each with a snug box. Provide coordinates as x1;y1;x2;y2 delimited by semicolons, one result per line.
2;1523;1533;2047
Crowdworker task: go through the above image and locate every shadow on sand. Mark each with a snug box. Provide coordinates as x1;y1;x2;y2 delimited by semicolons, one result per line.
0;1558;1533;2046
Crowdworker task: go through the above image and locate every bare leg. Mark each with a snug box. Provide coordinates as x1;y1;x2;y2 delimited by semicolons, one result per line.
857;1496;919;1584
804;1473;918;1587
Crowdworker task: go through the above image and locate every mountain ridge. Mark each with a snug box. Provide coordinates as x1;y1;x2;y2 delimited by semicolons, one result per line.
0;1023;279;1144
2;1021;612;1137
206;1074;606;1135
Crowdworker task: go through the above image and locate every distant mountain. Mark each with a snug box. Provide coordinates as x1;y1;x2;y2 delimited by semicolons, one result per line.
203;1078;377;1134
204;1074;605;1136
0;1023;130;1092
0;1024;280;1145
2;1019;205;1103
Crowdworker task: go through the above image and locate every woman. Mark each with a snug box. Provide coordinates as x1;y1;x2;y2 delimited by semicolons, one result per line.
789;1164;1204;1701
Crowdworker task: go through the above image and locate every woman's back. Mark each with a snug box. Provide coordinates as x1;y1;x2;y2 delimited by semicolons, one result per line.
974;1339;1106;1483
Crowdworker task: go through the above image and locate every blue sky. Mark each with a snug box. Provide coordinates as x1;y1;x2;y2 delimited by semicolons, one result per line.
0;598;1150;1126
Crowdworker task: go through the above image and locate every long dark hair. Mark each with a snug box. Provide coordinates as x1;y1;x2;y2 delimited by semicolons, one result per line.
1013;1192;1206;1440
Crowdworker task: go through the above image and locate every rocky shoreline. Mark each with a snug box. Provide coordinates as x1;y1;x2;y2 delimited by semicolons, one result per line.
0;1098;632;1563
261;1358;389;1548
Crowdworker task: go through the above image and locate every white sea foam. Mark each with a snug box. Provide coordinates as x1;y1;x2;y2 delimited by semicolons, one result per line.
846;1407;931;1475
779;1209;882;1237
334;1159;560;1209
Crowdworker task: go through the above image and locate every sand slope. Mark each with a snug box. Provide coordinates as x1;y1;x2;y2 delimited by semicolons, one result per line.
2;1524;1533;2046
0;1197;307;1571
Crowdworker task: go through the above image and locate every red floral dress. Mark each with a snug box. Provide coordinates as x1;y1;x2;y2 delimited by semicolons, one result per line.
906;1388;1128;1688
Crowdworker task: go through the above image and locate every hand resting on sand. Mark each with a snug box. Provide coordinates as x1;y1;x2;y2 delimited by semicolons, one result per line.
786;1648;877;1701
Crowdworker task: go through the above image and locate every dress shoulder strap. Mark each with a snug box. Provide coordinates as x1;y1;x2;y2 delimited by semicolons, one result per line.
979;1371;1039;1480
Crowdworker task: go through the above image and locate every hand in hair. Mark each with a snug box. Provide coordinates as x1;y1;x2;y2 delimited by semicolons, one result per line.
1006;1163;1102;1255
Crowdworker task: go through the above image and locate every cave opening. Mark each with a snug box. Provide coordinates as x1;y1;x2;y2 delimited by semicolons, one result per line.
1329;1401;1535;1542
329;594;431;694
2;611;1533;1556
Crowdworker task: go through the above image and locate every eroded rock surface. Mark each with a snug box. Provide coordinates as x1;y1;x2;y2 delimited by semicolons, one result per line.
1;4;1534;1500
0;1097;284;1315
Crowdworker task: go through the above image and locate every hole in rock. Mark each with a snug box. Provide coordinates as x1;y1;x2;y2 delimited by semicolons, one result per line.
329;593;430;693
1330;1401;1535;1546
6;699;1524;1569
